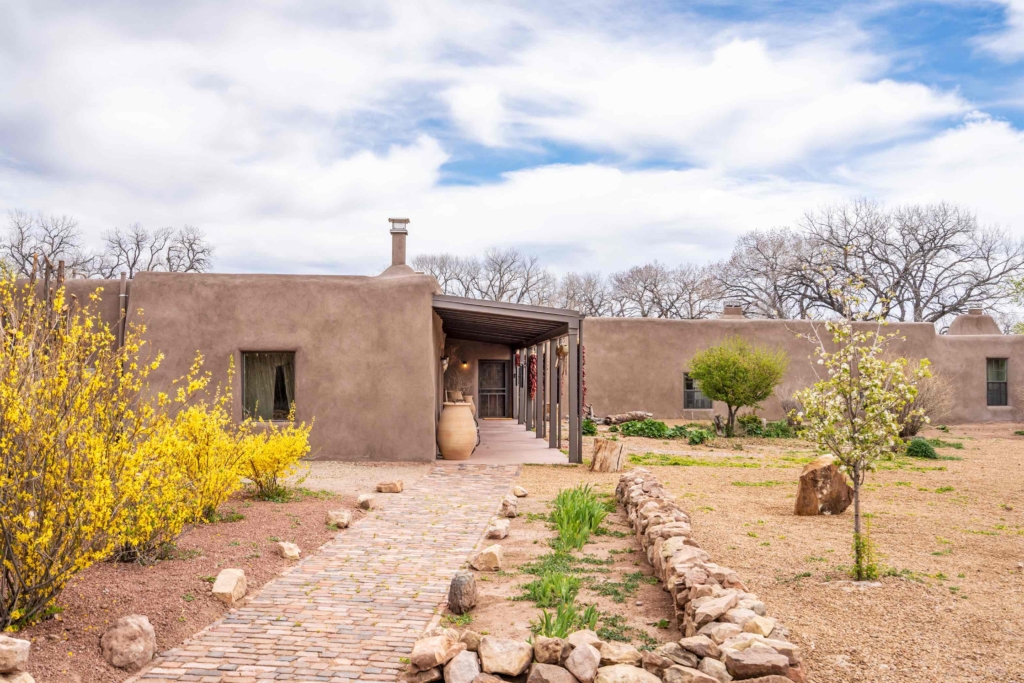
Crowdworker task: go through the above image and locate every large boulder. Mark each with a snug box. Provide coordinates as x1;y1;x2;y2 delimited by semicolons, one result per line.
693;593;738;627
565;643;601;683
567;630;602;649
0;636;30;674
594;664;661;683
99;615;157;672
640;651;675;678
211;568;247;605
444;650;481;683
696;658;731;683
598;641;641;667
469;545;503;572
527;662;580;683
478;636;532;676
460;630;482;652
410;635;460;672
678;636;719;659
377;480;404;493
697;622;742;645
794;456;853;516
723;649;789;679
533;637;572;665
448;571;477;615
653;643;697;668
485;519;510;540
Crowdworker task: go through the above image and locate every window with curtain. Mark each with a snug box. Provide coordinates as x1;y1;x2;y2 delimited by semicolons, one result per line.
986;358;1008;407
243;352;295;420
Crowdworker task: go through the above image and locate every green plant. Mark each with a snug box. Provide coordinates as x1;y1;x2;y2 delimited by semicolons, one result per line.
443;613;473;627
923;438;963;450
688;336;789;437
530;602;594;638
619;419;669;439
582;418;598;436
851;530;879;581
1015;430;1024;436
608;425;619;433
518;573;580;607
550;485;609;550
906;438;938;459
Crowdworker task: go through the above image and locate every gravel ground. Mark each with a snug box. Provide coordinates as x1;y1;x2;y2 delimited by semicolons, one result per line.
474;422;1024;683
16;465;408;683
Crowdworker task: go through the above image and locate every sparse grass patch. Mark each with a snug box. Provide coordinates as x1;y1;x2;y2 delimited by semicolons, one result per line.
731;480;786;487
629;453;760;468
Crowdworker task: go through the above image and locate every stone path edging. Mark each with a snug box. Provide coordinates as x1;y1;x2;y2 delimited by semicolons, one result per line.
130;463;518;683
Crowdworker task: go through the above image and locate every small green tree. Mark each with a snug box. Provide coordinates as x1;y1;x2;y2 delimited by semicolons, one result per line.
688;336;788;436
795;281;930;580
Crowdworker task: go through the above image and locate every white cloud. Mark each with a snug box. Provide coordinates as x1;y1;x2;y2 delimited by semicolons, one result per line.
977;0;1024;60
0;0;1018;276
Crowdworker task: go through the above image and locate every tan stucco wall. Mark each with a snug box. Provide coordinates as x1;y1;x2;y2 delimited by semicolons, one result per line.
126;271;442;461
585;317;1024;424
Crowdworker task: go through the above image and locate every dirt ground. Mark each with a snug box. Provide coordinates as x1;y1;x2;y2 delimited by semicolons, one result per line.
15;462;424;683
469;421;1024;683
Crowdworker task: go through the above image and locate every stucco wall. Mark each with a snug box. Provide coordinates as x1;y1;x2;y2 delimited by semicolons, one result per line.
585;317;1024;424
127;271;441;461
443;338;512;414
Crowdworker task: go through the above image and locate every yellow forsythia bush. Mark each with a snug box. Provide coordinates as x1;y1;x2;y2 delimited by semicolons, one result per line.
0;278;166;628
240;412;313;500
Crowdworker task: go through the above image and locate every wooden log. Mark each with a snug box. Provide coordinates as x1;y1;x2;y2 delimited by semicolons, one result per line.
603;411;653;425
590;437;626;473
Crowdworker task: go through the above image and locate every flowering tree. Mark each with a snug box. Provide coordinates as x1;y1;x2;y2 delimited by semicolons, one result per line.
795;281;930;580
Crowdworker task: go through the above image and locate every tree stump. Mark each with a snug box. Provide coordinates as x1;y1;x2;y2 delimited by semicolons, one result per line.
590;437;625;472
448;570;477;615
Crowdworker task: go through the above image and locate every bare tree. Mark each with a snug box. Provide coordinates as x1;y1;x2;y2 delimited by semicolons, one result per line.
2;210;93;276
94;223;215;277
414;247;554;305
555;271;611;316
794;200;1024;323
413;253;477;297
608;262;671;317
663;263;726;319
719;228;812;319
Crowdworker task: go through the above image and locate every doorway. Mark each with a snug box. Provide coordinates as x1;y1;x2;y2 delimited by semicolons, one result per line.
478;360;510;418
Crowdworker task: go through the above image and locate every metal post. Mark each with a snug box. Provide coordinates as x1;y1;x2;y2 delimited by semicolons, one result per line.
526;347;534;431
512;350;518;421
518;350;526;425
548;338;557;449
536;346;546;439
568;326;580;464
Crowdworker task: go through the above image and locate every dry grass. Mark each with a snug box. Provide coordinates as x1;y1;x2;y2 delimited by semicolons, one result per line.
472;421;1024;683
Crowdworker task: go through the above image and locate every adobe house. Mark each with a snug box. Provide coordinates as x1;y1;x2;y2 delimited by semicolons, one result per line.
64;219;585;464
61;220;1020;464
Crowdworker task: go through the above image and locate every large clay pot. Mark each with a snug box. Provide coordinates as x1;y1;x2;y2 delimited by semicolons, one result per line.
438;402;476;460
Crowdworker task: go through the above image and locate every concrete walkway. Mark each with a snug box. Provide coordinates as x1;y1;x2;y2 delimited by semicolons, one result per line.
133;464;518;683
468;419;569;465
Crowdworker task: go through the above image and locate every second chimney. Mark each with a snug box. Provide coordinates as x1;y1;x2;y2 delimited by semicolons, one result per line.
389;218;410;267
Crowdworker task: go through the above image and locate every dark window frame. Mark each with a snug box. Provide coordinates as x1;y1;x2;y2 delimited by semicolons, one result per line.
241;350;297;421
684;372;713;410
986;357;1008;407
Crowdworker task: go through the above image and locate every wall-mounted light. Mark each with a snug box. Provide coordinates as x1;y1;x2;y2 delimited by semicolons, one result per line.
461;359;470;369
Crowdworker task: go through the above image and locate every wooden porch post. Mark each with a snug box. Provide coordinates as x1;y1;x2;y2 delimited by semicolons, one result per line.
568;325;581;464
548;338;557;449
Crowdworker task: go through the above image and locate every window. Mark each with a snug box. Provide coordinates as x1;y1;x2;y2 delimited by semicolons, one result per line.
243;352;295;420
684;372;712;410
987;358;1008;407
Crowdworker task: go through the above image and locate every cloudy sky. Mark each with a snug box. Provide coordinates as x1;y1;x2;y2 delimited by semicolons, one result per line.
1;1;1023;274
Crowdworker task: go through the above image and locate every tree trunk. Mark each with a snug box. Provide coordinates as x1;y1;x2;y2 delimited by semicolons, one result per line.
726;405;738;437
590;437;626;472
852;462;863;579
603;411;653;425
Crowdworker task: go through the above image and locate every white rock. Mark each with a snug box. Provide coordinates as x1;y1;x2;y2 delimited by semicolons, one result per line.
0;636;30;673
357;493;376;509
275;541;301;560
599;641;641;666
469;545;503;571
327;509;352;528
478;636;533;676
485;518;510;540
99;615;156;672
565;643;601;683
443;649;481;683
567;630;603;649
742;616;776;637
719;608;756;627
211;568;247;606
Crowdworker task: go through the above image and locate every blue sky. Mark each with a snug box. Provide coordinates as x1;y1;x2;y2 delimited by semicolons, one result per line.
1;0;1023;274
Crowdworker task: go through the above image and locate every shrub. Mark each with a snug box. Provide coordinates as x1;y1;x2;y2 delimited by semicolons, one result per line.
762;420;794;438
531;602;599;638
897;371;953;437
242;413;313;500
0;281;168;628
906;438;938;459
737;414;764;436
582;418;598;436
172;398;247;522
550;485;608;550
685;427;714;445
689;337;789;437
619;419;669;439
608;424;619;433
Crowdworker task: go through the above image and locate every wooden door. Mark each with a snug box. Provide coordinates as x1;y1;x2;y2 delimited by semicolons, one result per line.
478;360;510;418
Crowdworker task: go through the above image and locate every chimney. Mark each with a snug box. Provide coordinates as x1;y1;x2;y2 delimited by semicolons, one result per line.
968;308;984;316
721;305;745;319
389;218;409;267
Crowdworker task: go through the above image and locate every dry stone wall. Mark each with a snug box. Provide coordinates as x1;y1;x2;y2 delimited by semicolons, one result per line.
616;469;808;682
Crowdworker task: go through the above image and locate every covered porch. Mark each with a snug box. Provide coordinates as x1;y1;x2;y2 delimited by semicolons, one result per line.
433;295;585;464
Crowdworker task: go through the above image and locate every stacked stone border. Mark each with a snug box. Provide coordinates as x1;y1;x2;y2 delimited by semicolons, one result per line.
615;468;807;682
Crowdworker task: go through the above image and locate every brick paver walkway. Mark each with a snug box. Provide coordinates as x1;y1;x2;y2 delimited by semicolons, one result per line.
133;464;518;683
